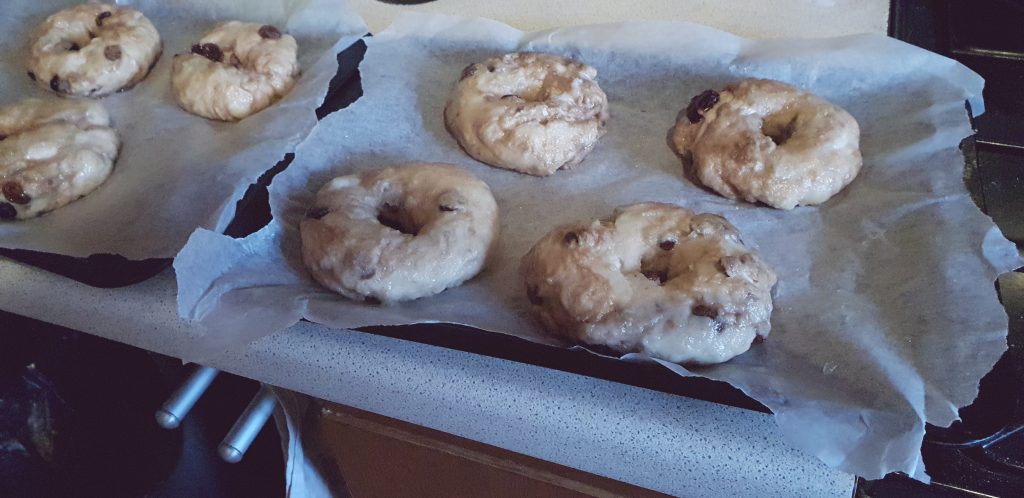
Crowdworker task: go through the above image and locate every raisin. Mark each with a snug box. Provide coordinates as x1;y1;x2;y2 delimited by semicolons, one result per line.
715;259;727;274
642;269;668;284
0;203;15;220
2;182;31;205
459;64;477;81
364;296;382;305
658;240;676;251
359;268;376;280
692;304;718;319
50;75;70;94
258;25;282;40
686;89;719;124
439;204;457;212
191;43;223;63
27;71;36;81
68;42;81;52
563;231;579;246
0;134;5;141
96;11;112;26
526;285;543;305
104;45;122;61
306;207;329;220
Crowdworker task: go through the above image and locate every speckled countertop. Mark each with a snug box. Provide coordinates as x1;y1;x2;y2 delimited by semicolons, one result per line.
0;1;894;495
0;261;855;496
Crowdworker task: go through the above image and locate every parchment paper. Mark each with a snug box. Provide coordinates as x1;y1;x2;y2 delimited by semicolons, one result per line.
0;0;366;259
175;13;1023;480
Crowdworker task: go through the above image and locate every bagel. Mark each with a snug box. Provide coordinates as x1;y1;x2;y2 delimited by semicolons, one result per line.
0;98;119;220
27;3;162;98
521;203;776;365
671;79;862;209
300;163;500;303
444;52;609;176
171;22;299;121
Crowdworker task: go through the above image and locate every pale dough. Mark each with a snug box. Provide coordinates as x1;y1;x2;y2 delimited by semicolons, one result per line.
671;79;862;210
171;22;299;121
301;163;500;303
444;52;609;176
27;3;162;97
0;99;119;220
521;202;776;365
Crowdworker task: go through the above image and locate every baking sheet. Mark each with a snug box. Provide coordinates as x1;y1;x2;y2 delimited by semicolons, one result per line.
175;13;1023;480
0;0;366;259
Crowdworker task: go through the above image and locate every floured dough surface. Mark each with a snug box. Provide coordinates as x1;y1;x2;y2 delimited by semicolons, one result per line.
27;3;162;97
171;21;299;121
671;79;862;209
521;203;776;365
301;163;500;303
0;99;119;220
444;52;608;176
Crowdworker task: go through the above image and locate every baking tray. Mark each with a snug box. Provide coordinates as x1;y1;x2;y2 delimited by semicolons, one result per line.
208;36;772;413
189;22;1020;417
0;39;369;289
215;20;1022;421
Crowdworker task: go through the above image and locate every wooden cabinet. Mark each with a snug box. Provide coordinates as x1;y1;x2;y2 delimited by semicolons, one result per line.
313;402;668;498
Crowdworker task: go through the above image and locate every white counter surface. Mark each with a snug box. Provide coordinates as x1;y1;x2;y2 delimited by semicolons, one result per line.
351;0;888;37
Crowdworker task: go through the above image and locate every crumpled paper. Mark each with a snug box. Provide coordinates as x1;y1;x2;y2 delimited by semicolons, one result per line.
272;388;334;498
0;0;366;259
175;13;1023;480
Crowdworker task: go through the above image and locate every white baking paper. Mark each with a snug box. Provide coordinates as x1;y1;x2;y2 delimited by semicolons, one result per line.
175;13;1024;480
272;388;335;498
0;0;366;259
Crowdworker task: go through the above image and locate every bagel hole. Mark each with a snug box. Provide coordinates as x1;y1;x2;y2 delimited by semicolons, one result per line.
761;113;798;146
377;204;419;235
505;77;559;103
526;285;543;305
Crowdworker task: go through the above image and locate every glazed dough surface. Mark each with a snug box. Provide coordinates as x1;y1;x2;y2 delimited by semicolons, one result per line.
444;52;608;176
672;79;862;209
27;3;162;97
301;163;499;303
521;203;776;365
172;21;299;121
0;99;119;220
